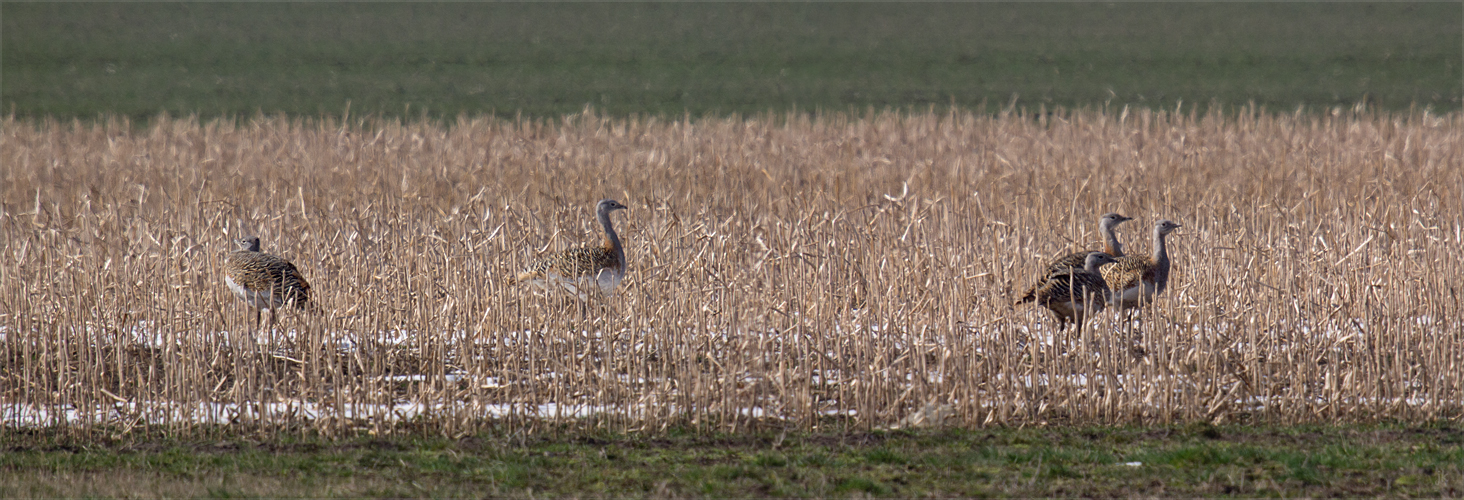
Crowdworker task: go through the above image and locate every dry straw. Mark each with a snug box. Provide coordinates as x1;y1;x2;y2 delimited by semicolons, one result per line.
1;105;1460;436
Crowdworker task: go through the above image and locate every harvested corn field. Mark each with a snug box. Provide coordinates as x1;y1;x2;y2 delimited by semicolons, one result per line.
2;107;1461;435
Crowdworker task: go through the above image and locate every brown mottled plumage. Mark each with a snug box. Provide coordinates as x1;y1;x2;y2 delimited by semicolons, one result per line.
517;199;629;299
224;236;311;328
1016;213;1132;304
1101;219;1181;310
1026;252;1118;328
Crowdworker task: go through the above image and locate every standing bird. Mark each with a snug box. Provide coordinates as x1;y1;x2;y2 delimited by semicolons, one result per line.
1019;252;1119;329
516;199;629;300
1101;219;1182;310
224;236;313;329
1016;212;1133;304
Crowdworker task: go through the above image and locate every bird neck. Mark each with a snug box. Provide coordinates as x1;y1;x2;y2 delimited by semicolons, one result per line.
1101;224;1123;256
598;208;625;267
1152;228;1171;281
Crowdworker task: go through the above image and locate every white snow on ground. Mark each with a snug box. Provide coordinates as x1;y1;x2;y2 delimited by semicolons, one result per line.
2;315;1459;428
1;401;614;427
4;393;1450;428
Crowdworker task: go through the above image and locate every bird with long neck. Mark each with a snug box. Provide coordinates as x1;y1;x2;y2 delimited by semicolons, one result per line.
1101;219;1182;310
1026;252;1119;329
516;199;629;300
1016;212;1132;305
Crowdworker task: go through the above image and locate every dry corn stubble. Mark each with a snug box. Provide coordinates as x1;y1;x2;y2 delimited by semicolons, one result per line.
1;107;1461;436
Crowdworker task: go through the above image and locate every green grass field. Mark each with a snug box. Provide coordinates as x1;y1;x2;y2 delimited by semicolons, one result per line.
3;423;1460;497
4;3;1460;121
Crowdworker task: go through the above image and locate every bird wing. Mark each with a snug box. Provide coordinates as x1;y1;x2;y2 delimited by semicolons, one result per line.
519;245;617;282
1099;255;1150;293
1016;250;1093;304
1038;269;1107;306
226;251;310;307
1042;250;1092;275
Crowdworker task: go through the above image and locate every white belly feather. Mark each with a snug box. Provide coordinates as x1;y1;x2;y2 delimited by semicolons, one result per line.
1113;281;1158;308
528;267;624;301
226;275;283;309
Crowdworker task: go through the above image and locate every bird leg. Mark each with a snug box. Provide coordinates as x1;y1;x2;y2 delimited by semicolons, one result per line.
1116;307;1143;343
261;307;281;347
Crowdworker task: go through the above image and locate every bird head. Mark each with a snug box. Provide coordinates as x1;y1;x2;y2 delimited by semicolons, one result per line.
1084;252;1120;270
1099;213;1134;230
235;236;262;252
598;199;629;214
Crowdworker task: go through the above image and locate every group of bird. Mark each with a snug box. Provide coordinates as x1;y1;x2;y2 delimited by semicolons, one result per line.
224;199;630;329
1015;213;1182;329
224;198;1178;331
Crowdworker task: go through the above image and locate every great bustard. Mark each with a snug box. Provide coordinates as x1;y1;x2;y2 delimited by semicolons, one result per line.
1100;219;1182;310
1019;252;1119;328
1016;212;1132;304
224;236;312;328
516;199;629;299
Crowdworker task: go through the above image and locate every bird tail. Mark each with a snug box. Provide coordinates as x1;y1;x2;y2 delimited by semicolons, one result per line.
293;299;326;316
1013;286;1038;306
512;270;538;286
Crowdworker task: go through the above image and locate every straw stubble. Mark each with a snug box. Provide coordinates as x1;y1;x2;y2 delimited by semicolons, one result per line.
1;106;1460;435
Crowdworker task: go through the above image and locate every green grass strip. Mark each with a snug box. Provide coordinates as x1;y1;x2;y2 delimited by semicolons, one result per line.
4;3;1460;122
2;422;1460;497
